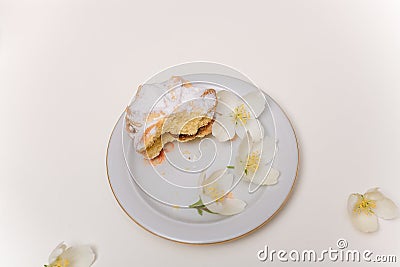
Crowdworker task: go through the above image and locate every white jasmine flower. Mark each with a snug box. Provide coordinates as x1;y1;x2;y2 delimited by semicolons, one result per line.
45;242;95;267
212;90;266;142
190;169;246;216
348;188;399;233
235;133;279;186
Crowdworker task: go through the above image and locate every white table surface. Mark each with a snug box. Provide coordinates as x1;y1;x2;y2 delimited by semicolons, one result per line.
1;1;399;266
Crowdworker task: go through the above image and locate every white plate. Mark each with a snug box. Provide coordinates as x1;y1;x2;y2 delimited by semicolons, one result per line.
106;74;299;244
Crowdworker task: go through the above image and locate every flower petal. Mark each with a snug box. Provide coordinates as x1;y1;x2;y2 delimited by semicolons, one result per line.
374;197;399;220
347;194;361;214
202;169;232;186
215;98;233;115
61;246;95;267
234;155;245;179
350;212;379;233
201;169;234;202
212;116;236;142
234;134;252;178
218;198;246;215
252;136;276;164
49;242;67;263
238;133;252;154
207;198;246;216
235;122;247;139
243;90;266;118
245;119;264;142
243;164;280;186
204;199;224;214
217;90;240;111
262;167;280;185
364;187;385;201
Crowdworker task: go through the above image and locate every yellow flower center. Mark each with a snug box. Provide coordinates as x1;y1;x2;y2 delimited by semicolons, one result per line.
245;151;261;174
49;257;69;267
233;104;250;125
353;195;376;215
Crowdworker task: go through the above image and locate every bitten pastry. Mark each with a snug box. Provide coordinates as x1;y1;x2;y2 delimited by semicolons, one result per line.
125;76;217;159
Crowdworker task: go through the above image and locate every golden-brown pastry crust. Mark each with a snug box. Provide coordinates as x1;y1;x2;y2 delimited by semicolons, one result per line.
126;76;218;160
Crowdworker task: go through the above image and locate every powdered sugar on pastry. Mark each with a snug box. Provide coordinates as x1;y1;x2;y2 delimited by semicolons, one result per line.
125;76;217;159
